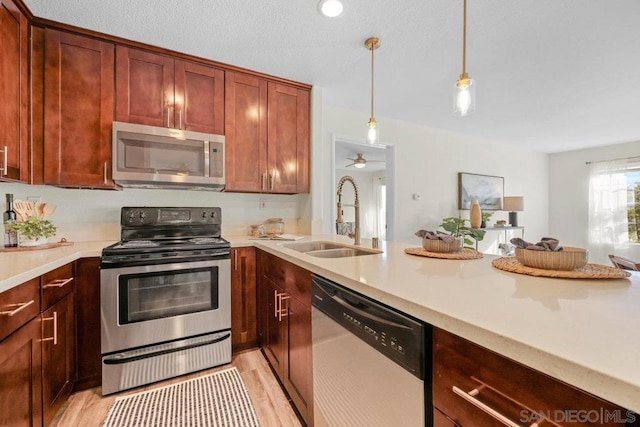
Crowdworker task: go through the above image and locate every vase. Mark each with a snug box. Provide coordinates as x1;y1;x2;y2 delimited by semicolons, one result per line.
470;199;482;229
19;236;48;247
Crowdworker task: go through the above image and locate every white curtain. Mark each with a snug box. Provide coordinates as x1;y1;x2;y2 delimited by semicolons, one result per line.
588;159;632;264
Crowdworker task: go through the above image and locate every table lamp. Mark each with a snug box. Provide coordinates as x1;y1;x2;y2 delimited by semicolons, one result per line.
503;196;524;227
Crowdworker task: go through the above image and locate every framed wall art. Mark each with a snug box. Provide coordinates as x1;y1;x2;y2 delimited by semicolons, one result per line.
458;172;504;210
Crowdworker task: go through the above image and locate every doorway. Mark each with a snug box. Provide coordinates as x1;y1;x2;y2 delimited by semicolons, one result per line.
332;136;395;241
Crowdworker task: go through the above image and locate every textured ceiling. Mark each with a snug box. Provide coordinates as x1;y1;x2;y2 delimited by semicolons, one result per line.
24;0;640;153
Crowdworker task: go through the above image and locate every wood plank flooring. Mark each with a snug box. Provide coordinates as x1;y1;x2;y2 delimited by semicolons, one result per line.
51;349;302;427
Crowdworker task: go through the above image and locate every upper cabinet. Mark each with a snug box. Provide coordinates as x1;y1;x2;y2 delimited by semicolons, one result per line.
225;72;310;194
0;0;28;182
115;46;224;134
37;28;115;188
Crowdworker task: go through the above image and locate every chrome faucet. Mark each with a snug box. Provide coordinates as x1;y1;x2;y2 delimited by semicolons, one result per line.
336;175;360;246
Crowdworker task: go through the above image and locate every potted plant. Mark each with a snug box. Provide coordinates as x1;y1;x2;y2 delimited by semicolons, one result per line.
481;212;493;228
440;215;486;248
5;216;56;246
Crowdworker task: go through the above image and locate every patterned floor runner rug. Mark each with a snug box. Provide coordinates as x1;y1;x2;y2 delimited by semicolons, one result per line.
103;367;259;427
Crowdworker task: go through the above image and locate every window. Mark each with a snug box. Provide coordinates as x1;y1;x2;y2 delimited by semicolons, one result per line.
626;169;640;243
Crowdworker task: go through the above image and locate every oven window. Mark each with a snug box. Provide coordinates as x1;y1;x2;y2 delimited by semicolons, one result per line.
118;267;218;324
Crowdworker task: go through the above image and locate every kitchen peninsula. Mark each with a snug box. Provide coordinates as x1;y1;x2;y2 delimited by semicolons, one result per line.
1;236;639;420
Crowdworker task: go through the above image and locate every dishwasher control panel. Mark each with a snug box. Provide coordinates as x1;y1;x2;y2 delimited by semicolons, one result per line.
311;275;427;380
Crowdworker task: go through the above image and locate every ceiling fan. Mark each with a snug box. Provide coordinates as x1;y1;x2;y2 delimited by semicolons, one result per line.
345;153;385;169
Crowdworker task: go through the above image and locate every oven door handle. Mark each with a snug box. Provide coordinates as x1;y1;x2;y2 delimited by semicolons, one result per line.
103;332;231;365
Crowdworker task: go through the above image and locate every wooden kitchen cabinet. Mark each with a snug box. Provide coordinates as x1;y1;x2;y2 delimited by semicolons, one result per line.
0;0;29;182
0;316;43;427
225;73;310;194
257;249;313;425
40;28;115;188
116;46;224;134
0;276;42;427
73;257;101;390
433;327;637;427
42;292;75;426
231;247;258;352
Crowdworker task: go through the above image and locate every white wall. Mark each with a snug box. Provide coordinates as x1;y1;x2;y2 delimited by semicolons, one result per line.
318;105;550;250
549;140;640;264
1;182;304;241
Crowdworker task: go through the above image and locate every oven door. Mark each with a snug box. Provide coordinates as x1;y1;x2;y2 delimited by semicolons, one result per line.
101;258;230;354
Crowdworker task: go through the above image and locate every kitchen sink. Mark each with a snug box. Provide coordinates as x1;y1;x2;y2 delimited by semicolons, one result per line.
306;247;382;258
283;241;382;258
283;241;350;252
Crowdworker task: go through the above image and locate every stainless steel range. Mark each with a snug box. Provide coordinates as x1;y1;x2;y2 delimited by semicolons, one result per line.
100;206;231;395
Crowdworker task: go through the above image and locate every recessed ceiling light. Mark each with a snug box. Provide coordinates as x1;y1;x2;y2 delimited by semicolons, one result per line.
318;0;343;17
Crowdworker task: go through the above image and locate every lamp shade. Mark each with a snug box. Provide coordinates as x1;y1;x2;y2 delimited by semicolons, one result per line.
503;196;524;212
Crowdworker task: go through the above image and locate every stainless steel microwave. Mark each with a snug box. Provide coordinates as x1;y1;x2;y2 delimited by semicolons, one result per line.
112;121;225;190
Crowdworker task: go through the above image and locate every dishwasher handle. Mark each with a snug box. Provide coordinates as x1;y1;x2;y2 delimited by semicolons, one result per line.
313;279;411;330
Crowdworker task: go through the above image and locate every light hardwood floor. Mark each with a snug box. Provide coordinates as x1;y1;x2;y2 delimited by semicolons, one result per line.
52;349;303;427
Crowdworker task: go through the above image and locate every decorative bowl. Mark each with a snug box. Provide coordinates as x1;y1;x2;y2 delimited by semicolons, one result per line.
515;247;588;271
422;237;463;253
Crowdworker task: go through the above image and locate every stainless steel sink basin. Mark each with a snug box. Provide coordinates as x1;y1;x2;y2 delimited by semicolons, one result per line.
306;247;382;258
283;240;382;258
283;241;349;252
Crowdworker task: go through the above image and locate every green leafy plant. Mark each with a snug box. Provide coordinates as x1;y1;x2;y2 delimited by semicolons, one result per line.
482;212;493;222
5;216;56;240
439;215;486;247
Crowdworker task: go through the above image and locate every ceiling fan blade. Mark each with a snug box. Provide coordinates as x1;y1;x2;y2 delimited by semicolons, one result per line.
344;162;356;168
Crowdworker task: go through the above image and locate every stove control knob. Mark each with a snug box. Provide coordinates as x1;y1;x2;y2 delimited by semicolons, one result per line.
210;211;216;218
202;211;207;218
140;211;146;220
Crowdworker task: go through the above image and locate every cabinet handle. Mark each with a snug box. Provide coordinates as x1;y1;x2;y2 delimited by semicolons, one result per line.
261;173;267;192
234;250;238;271
0;299;34;316
43;277;73;289
0;145;7;176
274;290;279;318
166;105;174;128
269;170;276;192
42;311;58;345
103;161;108;184
277;293;290;322
452;386;522;427
178;108;183;130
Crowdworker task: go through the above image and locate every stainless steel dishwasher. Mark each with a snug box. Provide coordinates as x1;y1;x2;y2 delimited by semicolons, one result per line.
311;274;431;426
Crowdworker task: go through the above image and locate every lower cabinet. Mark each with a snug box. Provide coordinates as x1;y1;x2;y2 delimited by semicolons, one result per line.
433;327;637;427
0;316;43;426
257;249;313;425
42;293;75;426
231;247;258;352
73;257;102;390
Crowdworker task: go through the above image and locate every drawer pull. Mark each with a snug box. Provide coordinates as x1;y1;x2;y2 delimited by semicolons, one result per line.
43;277;73;289
42;311;58;345
452;385;522;427
0;299;35;316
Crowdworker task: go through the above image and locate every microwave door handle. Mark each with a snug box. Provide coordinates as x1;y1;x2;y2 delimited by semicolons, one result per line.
204;141;210;177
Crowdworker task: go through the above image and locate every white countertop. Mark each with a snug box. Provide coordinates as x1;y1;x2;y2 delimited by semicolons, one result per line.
1;235;639;413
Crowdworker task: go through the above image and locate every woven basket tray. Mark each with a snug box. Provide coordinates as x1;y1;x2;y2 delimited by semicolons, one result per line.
492;257;631;279
404;247;483;260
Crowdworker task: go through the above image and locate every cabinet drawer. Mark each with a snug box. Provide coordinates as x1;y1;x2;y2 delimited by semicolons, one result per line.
0;278;40;341
41;263;74;310
263;254;311;308
433;327;632;427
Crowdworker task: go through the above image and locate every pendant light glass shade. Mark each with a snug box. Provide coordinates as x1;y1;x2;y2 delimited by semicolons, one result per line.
454;0;475;117
454;73;475;116
365;37;381;144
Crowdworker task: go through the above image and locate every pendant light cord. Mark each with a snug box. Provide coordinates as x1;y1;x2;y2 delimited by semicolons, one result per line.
462;0;467;75
370;44;375;120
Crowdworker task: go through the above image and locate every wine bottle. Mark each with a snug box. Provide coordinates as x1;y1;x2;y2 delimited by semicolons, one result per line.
4;193;18;247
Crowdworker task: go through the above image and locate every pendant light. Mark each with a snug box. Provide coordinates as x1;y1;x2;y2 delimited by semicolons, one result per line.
365;37;381;144
454;0;475;116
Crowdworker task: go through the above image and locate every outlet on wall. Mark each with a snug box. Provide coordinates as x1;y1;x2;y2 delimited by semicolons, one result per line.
259;198;266;210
